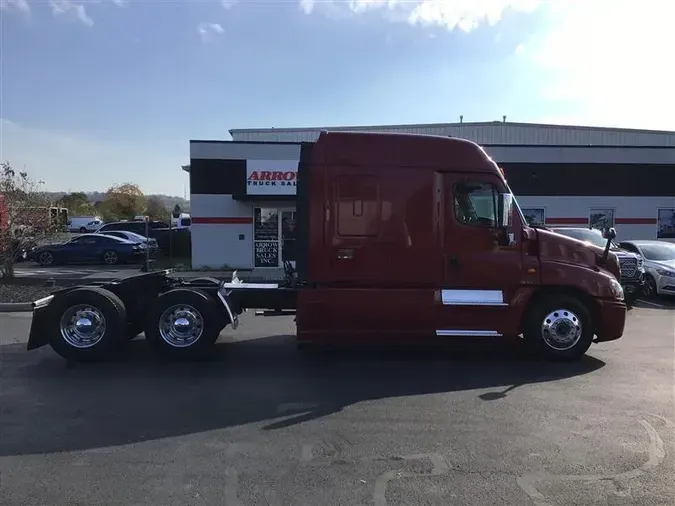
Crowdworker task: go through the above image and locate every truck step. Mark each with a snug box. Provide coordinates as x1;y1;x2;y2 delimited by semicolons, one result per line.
254;309;297;317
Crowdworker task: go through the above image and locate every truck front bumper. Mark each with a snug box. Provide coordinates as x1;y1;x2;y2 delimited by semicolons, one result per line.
621;272;645;297
594;298;627;343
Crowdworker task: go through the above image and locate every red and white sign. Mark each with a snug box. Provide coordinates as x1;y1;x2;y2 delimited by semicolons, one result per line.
246;159;298;196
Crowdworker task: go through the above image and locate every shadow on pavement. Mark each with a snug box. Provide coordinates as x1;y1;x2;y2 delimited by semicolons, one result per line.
0;336;605;457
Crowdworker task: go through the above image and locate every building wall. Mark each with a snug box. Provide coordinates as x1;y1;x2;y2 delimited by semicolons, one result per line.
190;196;296;269
517;196;675;240
230;121;675;146
190;140;302;270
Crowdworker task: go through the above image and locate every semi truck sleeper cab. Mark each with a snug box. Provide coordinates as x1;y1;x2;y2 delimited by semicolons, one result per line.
26;131;627;362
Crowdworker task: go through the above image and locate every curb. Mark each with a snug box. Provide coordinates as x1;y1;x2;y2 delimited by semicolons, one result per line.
0;302;33;313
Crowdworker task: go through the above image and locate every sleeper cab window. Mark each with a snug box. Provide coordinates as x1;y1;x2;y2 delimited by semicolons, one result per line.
453;181;498;227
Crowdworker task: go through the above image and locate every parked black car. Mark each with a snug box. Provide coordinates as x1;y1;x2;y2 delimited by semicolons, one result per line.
29;234;145;266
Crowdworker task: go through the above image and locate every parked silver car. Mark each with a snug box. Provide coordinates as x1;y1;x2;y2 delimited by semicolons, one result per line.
617;240;675;298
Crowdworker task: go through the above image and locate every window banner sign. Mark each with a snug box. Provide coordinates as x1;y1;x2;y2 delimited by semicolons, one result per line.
246;159;298;196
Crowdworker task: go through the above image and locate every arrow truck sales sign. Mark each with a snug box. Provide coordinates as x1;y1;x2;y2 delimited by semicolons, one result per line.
246;160;298;196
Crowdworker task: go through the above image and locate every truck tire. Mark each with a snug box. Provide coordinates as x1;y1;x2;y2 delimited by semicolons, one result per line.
624;292;639;307
48;287;128;361
144;288;222;360
522;294;594;361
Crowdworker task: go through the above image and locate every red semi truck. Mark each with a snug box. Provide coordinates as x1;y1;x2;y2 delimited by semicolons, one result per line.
26;131;627;361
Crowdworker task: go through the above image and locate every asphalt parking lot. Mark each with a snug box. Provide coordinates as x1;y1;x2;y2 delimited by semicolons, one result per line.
1;308;673;506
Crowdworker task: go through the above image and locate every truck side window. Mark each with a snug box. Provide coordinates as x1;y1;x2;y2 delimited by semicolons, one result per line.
454;181;498;227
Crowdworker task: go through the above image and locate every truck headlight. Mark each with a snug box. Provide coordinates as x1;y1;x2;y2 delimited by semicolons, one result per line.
609;277;624;300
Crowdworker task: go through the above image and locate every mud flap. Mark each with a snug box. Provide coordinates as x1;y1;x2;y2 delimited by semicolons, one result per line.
26;297;56;350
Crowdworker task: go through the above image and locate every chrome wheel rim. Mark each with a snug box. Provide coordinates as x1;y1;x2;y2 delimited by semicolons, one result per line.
104;251;117;264
60;305;107;348
541;308;582;351
158;304;204;348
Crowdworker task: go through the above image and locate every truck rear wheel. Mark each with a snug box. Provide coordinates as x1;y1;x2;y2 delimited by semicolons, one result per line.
48;287;128;361
523;294;594;361
144;288;222;360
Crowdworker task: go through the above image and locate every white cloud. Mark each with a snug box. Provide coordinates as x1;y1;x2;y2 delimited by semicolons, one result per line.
528;0;675;131
299;0;541;31
221;0;238;9
0;118;188;195
0;0;30;14
197;22;224;43
49;0;94;27
112;0;129;7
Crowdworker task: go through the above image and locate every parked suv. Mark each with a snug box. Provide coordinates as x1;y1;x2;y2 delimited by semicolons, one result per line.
549;227;645;304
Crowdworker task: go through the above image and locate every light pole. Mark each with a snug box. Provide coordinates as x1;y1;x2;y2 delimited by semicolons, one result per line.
144;215;150;272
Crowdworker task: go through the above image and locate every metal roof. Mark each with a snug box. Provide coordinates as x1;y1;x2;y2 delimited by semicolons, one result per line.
230;120;675;136
229;121;675;147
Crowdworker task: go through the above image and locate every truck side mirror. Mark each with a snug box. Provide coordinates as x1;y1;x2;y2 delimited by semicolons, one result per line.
600;227;617;266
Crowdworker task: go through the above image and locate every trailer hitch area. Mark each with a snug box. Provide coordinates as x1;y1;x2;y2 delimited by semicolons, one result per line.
217;281;239;330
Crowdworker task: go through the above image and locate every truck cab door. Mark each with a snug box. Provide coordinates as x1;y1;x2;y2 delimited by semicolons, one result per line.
437;173;525;338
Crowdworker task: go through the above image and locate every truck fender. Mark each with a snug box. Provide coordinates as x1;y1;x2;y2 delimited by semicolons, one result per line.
216;289;239;330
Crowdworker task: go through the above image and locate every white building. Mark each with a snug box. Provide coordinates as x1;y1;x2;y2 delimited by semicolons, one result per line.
187;121;675;270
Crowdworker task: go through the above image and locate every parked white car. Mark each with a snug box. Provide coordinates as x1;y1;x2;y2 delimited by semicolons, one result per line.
68;217;103;233
618;240;675;298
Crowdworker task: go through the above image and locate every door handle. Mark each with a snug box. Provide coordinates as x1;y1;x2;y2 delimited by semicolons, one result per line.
447;255;459;269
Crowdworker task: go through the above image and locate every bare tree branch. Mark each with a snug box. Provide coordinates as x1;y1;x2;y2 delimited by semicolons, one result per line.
0;162;66;279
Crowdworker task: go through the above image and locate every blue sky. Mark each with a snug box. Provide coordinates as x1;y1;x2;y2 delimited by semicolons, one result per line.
1;0;672;196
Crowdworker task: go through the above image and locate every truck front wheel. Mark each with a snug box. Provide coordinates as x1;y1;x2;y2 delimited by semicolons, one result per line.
145;288;222;360
523;294;594;361
49;287;128;361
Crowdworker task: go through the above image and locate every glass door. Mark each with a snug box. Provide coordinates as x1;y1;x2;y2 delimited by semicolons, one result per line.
253;207;280;268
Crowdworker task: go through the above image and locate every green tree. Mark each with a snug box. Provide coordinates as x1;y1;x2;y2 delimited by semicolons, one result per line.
144;196;169;221
0;162;61;279
57;191;96;216
101;183;146;221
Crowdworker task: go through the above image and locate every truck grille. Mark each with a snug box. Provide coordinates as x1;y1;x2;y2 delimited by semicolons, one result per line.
619;257;638;280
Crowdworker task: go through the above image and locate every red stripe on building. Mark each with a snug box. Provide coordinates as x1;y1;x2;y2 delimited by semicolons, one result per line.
192;217;253;225
545;217;588;225
615;217;657;225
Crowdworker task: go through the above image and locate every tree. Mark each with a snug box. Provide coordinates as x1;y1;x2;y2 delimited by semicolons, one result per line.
100;183;146;221
145;196;169;221
57;191;96;216
0;162;61;279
